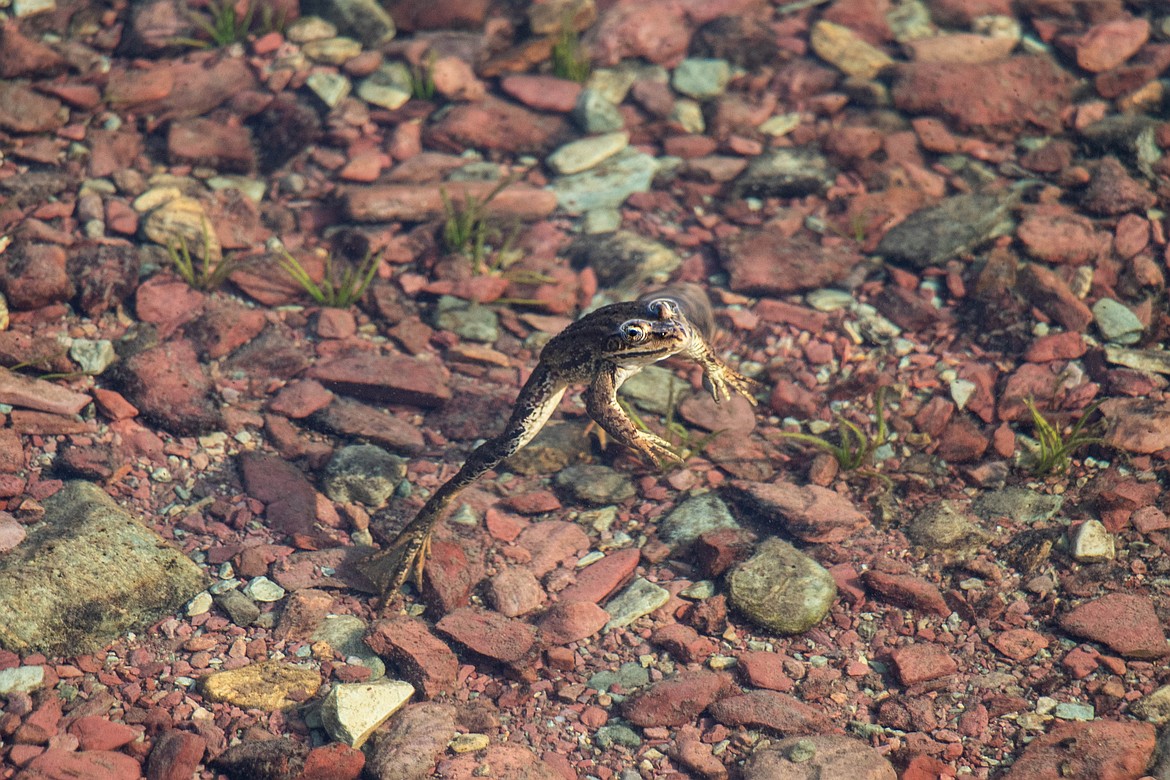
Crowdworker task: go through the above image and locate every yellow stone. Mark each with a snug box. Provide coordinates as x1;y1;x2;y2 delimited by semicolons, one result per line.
449;733;491;753
810;21;894;80
200;661;321;711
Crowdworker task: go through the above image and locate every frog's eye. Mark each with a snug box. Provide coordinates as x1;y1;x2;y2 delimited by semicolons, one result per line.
645;298;680;320
619;320;648;343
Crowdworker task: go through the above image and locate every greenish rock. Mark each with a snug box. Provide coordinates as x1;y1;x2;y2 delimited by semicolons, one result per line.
671;58;732;99
876;190;1018;269
1054;701;1095;721
727;538;836;635
595;723;642;749
733;148;836;200
433;296;499;342
555;464;635;505
213;588;260;626
658;493;740;546
357;63;413;111
243;576;286;602
312;614;385;680
562;229;680;289
206;176;267;202
588;662;650;692
320;679;414;748
1092;298;1143;345
573;88;624;133
302;36;363;65
670;99;705;133
618;364;691;416
0;665;45;694
1132;685;1170;724
971;487;1062;525
306;71;351;108
299;0;395;46
0;481;207;654
322;444;407;506
550;149;660;215
547;131;630;175
603;577;670;631
581;208;622;234
906;501;992;556
68;339;115;375
285;16;337;42
505;421;591;475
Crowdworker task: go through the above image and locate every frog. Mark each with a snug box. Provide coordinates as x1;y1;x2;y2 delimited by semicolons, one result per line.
357;285;757;598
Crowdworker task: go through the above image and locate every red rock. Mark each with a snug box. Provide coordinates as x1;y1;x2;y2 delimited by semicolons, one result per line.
1062;646;1100;678
134;275;206;338
538;601;610;646
742;735;897;780
436;607;537;664
423;539;479;612
343;181;558;223
1017;203;1109;264
308;351;451;408
889;643;959;685
1018;263;1094;332
239;451;317;537
673;723;727;780
891;56;1075;139
693;528;756;578
0;82;65;133
437;743;561;779
14;697;61;744
0;23;66;78
623;670;734;727
499;75;582;114
517;521;589;577
269;380;334;419
902;754;951;780
0;367;90;417
487;567;545;617
862;570;950;617
312;397;425;455
707;690;829;735
430;56;485;102
2;243;72;310
0;512;27;552
737;651;795;692
338;150;386;183
990;628;1049;661
20;748;142;779
274;589;335;642
145;730;205;780
1133;506;1170;533
423;96;573;155
187;299;267;359
1075;17;1149;72
902;32;1017;64
1114;213;1151;258
650;623;716;664
500;490;561;515
721;230;861;296
1059;593;1169;659
1001;719;1155;780
1101;399;1170;454
146;58;258;120
167;117;256;173
383;0;488;30
591;0;692;66
1024;331;1087;362
366;616;458;700
316;308;356;340
299;742;364;780
366;702;457;778
1081;156;1157;215
933;415;989;464
724;480;869;544
68;717;138;751
557;548;640;604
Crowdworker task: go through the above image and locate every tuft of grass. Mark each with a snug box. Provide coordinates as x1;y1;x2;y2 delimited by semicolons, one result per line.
778;386;890;471
276;247;381;308
175;0;282;49
551;16;591;83
1022;397;1105;476
410;53;436;100
166;220;240;291
440;172;524;274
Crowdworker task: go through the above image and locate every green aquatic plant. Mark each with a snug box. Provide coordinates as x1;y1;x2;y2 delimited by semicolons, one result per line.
165;220;240;291
276;247;381;308
440;172;524;274
778;386;890;471
551;17;591;83
1022;397;1105;476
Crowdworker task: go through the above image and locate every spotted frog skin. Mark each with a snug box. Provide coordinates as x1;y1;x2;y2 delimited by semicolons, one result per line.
357;286;757;598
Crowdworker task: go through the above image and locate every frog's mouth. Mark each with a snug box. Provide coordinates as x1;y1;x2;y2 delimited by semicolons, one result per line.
616;319;692;365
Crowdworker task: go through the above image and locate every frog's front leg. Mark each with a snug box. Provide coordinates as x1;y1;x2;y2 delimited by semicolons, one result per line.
584;365;683;465
685;336;758;406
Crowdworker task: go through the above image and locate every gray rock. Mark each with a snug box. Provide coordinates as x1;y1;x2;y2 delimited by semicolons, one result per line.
550;148;659;215
433;295;499;343
323;444;407;506
0;481;206;654
906;501;992;556
1132;685;1170;724
971;487;1062;525
306;71;351;108
727;538;836;635
588;662;650;693
671;58;732;99
1092;298;1143;345
320;679;414;748
1070;518;1114;563
68;338;116;375
742;735;897;780
505;420;591;475
595;724;642;749
573;88;624;133
214;588;260;626
546;131;630;176
733;148;836;200
312;614;385;679
563;229;680;289
603;577;671;631
876;191;1017;269
243;575;286;602
0;665;45;694
357;62;413;111
658;493;740;546
618;364;691;416
555;464;635;505
300;0;395;46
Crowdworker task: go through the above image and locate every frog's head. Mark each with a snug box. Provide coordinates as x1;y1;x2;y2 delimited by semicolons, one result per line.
602;305;692;368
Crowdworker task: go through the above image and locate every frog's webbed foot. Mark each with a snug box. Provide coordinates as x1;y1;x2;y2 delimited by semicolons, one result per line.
356;522;434;597
631;430;685;467
703;362;759;406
